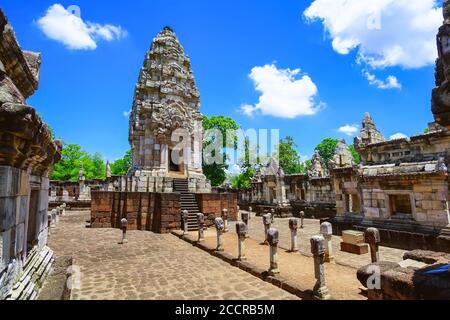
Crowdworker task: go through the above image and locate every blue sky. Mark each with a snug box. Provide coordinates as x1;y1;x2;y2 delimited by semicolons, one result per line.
2;0;442;162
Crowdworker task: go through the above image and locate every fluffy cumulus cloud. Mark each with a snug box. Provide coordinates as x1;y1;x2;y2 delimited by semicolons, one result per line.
304;0;442;87
362;70;402;89
338;124;359;136
37;4;127;50
390;132;408;140
241;64;323;118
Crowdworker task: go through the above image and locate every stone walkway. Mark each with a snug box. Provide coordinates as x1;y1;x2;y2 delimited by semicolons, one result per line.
47;211;298;300
179;229;366;300
231;213;405;269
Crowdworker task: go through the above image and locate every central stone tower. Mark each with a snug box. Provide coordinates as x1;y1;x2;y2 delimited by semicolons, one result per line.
128;27;211;193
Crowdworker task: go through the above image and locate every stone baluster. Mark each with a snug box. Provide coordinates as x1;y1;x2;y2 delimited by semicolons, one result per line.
181;210;189;235
55;207;61;224
267;228;280;276
241;212;250;238
197;213;205;242
320;222;335;263
365;228;381;263
289;218;299;253
300;211;305;229
61;203;66;216
51;209;57;228
270;209;275;223
236;222;247;261
47;214;52;235
120;218;128;244
214;217;225;252
222;209;229;233
262;213;271;245
310;235;331;300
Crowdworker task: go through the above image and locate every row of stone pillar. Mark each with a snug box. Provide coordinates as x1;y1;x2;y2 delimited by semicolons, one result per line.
47;203;67;234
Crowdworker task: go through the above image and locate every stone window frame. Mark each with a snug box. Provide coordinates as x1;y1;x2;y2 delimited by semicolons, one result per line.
344;192;362;215
384;190;417;221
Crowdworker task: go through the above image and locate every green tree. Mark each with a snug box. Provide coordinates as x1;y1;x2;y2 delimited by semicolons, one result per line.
274;136;306;174
111;149;133;176
349;145;361;165
314;138;360;165
203;115;239;186
51;143;106;181
315;138;339;165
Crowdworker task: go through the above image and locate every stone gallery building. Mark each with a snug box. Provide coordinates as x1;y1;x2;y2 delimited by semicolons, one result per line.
90;27;237;232
0;10;61;299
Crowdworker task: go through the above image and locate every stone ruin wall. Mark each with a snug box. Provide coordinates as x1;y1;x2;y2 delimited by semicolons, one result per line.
90;191;237;233
0;9;61;299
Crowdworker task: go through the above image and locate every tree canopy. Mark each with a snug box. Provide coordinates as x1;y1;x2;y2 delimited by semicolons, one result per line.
202;115;239;186
111;149;133;176
275;136;307;174
51;144;106;181
314;138;361;165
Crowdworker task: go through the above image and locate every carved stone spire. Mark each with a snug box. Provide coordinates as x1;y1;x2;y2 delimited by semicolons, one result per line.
354;112;385;149
444;0;450;22
432;0;450;128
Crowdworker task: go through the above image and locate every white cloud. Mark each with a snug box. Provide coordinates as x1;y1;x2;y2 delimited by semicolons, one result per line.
240;64;323;118
304;0;441;69
390;132;408;140
338;124;359;136
363;70;402;89
37;4;127;50
123;110;131;117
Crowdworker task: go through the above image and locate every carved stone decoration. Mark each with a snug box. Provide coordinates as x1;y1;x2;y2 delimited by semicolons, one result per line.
432;0;450;128
354;112;385;149
127;26;210;192
106;161;112;178
308;151;328;178
330;140;354;169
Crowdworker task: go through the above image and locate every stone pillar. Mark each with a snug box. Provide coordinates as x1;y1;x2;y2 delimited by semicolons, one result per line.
47;214;52;235
289;218;299;253
236;222;247;261
270;209;275;222
51;209;57;228
365;227;381;263
320;222;335;263
267;228;280;276
222;209;229;233
55;207;60;224
120;218;128;244
241;212;250;238
61;203;66;216
300;211;305;229
181;210;189;235
310;235;331;300
214;217;225;252
262;213;271;245
197;213;205;242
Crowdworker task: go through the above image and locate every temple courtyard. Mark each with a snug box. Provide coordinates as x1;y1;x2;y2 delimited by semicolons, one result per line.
44;209;406;300
46;210;298;300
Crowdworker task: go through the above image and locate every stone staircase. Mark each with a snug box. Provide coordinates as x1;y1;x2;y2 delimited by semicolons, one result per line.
173;179;200;231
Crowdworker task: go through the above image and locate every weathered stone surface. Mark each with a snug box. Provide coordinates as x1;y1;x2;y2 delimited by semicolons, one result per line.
128;26;210;192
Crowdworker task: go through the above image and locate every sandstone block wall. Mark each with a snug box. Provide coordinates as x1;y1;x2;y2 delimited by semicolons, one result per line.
91;191;181;234
195;193;238;222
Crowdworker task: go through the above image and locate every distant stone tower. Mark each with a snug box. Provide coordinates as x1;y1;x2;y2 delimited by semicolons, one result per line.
128;26;211;193
354;112;385;149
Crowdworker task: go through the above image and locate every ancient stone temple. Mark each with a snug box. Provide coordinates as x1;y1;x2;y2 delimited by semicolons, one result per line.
0;9;61;299
128;26;211;193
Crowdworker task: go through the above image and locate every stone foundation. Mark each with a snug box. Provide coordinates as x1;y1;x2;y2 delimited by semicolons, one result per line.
329;215;450;253
90;191;237;233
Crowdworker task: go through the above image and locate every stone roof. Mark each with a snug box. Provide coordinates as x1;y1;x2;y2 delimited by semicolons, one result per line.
260;157;284;177
0;9;40;100
129;26;202;144
354;112;385;149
